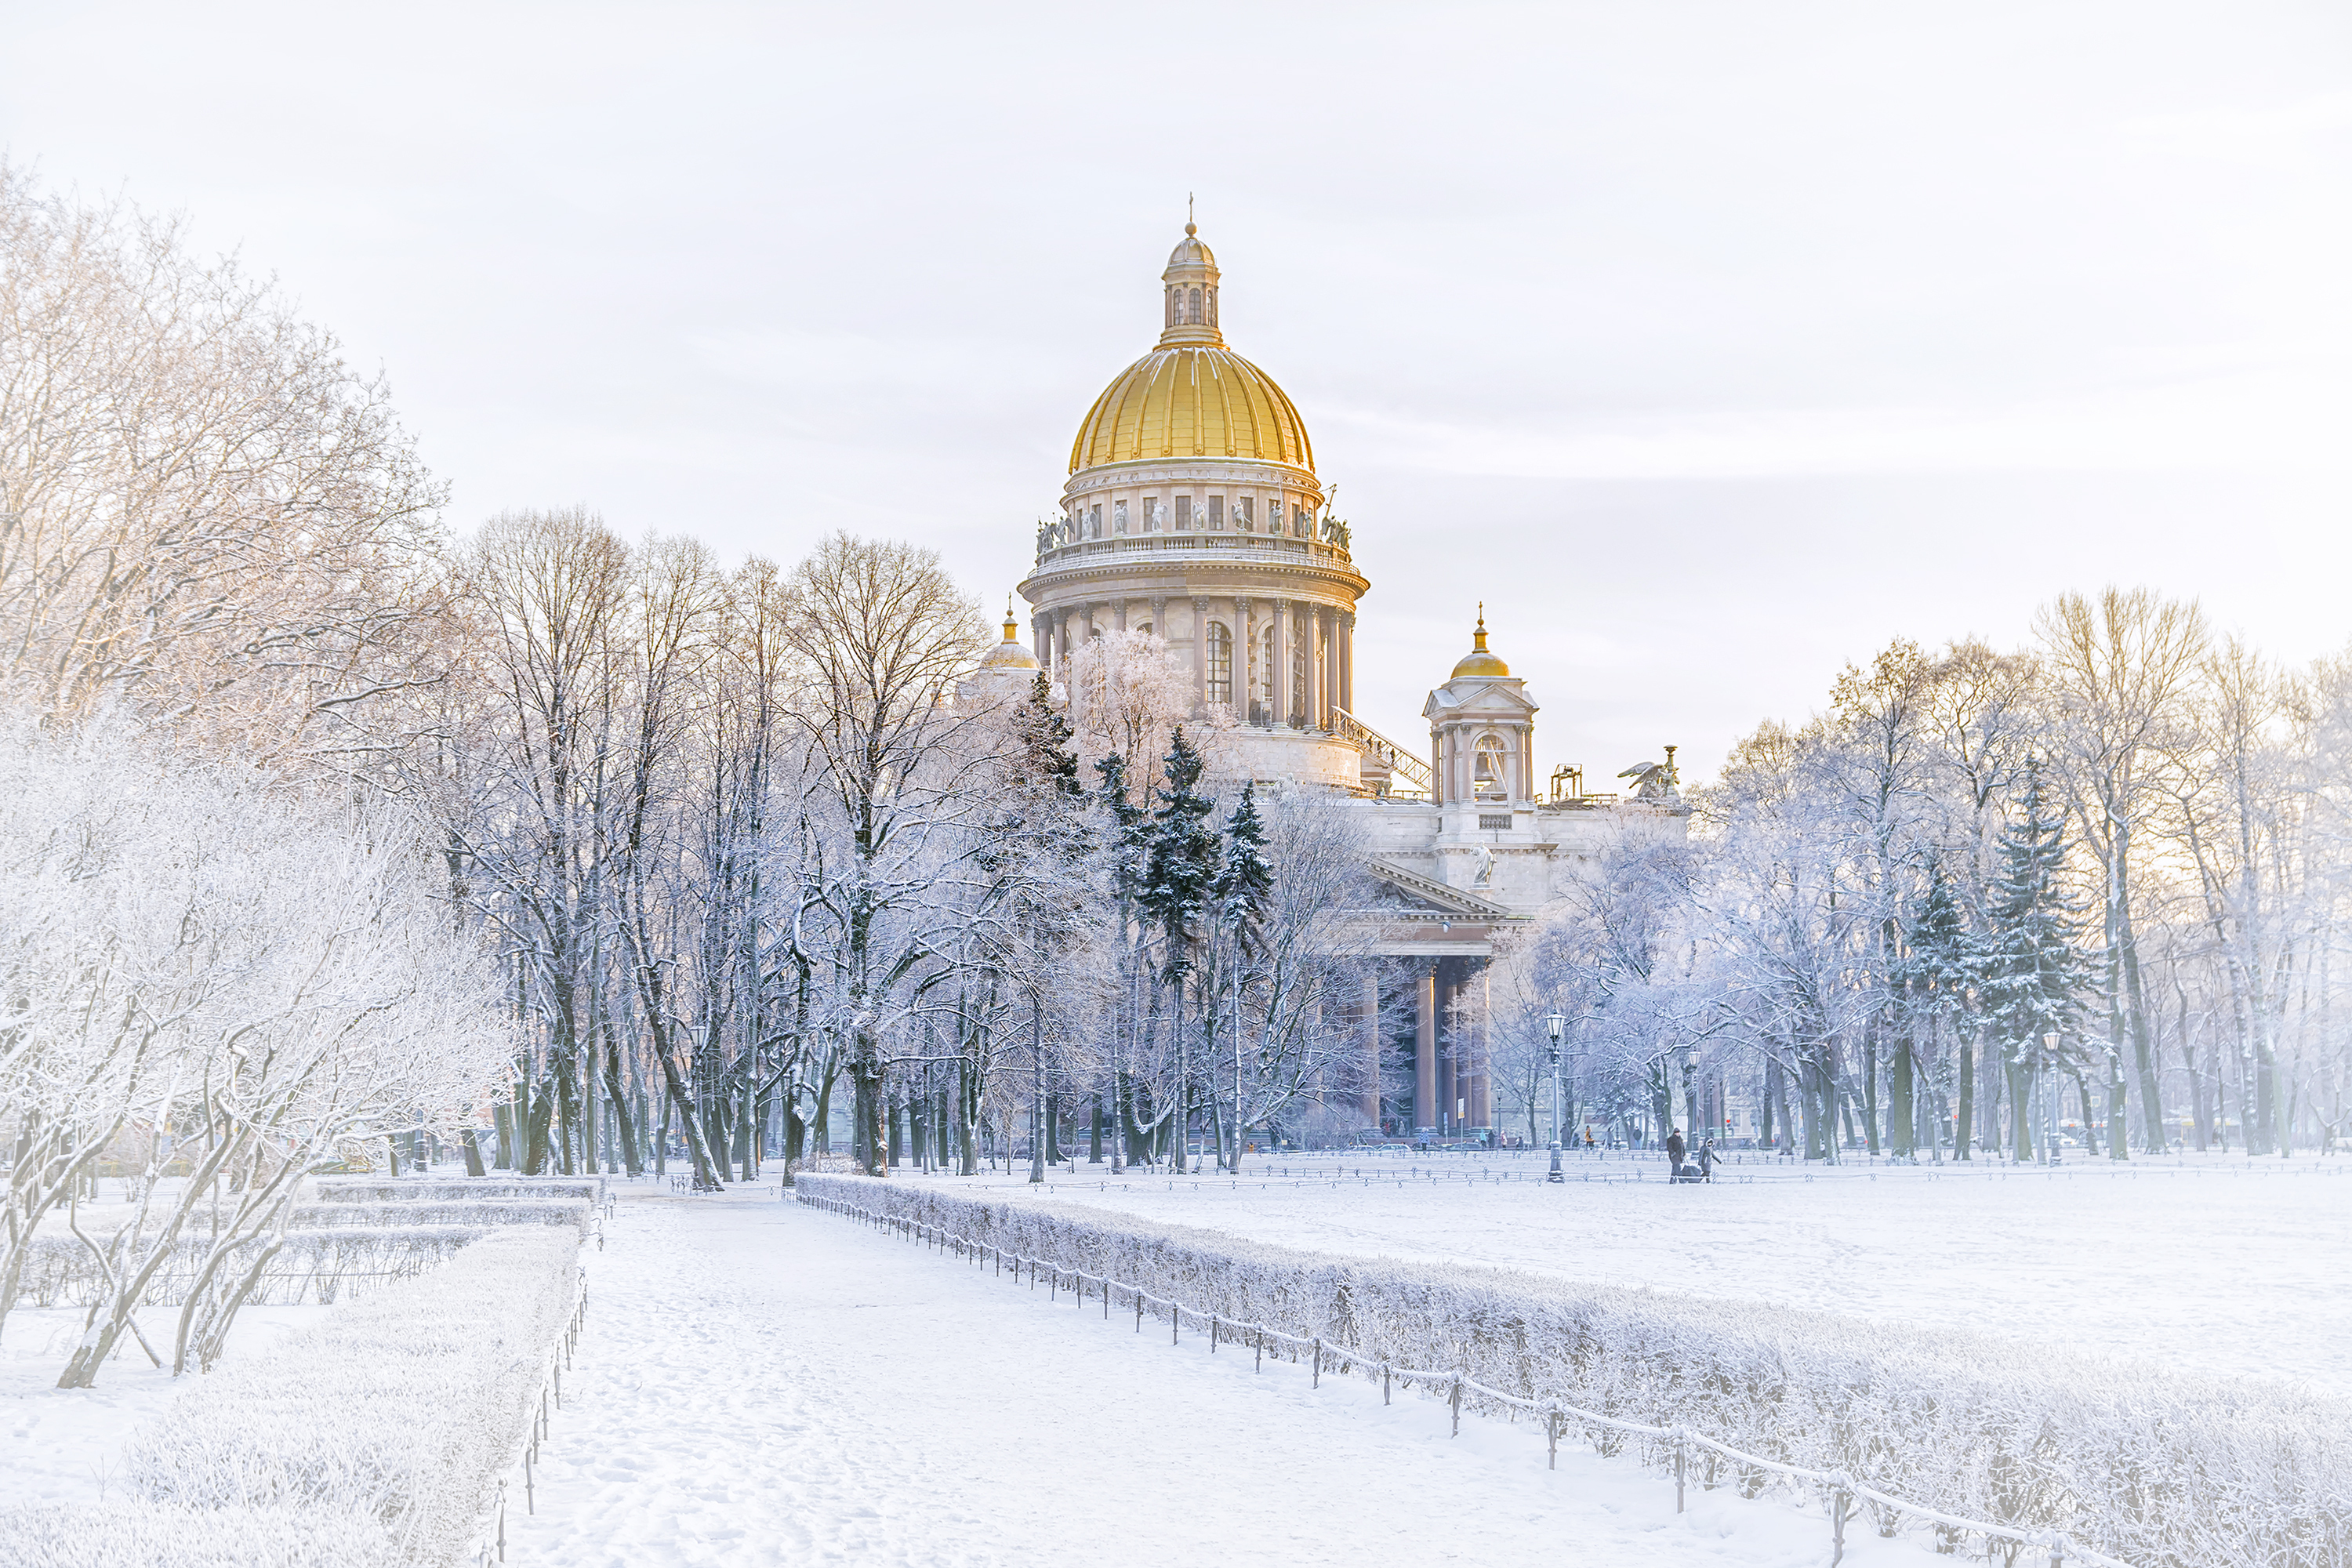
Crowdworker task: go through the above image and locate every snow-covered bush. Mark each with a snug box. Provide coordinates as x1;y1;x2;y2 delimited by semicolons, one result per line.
9;1225;489;1308
800;1176;2350;1568
99;1227;578;1567
290;1199;591;1235
310;1177;604;1203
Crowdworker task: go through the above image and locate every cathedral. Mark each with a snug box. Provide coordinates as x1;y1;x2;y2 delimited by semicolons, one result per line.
998;222;1686;1139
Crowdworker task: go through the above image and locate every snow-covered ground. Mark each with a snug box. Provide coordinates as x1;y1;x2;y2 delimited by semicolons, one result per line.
0;1303;332;1507
931;1149;2352;1401
508;1184;1943;1568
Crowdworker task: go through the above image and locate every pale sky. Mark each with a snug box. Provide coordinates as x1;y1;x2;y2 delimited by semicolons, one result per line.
5;2;2348;782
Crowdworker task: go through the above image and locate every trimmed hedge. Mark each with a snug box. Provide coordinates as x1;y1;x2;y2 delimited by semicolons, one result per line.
0;1227;581;1568
799;1174;2350;1568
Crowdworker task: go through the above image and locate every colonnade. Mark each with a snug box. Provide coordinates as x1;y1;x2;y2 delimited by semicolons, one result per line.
1033;596;1354;729
1356;956;1492;1137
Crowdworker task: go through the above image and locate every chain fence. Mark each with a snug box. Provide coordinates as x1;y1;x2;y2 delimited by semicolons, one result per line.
800;1188;2140;1568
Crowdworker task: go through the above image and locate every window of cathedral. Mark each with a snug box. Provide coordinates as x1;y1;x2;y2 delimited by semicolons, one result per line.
1087;505;1101;539
1136;622;1152;637
1294;503;1311;538
1208;495;1223;528
1204;623;1232;706
1110;500;1125;536
1186;285;1202;324
1472;735;1511;802
1207;286;1218;328
1176;495;1192;530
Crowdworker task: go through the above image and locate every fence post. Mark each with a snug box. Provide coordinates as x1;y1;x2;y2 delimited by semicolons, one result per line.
1675;1428;1686;1513
1383;1364;1391;1404
1255;1330;1262;1373
1547;1406;1559;1471
1450;1375;1461;1436
1210;1313;1218;1351
1136;1291;1143;1334
1831;1477;1849;1567
1312;1338;1322;1388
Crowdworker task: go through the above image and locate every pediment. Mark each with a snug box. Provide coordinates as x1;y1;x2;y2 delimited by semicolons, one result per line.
1363;857;1519;920
1423;680;1539;721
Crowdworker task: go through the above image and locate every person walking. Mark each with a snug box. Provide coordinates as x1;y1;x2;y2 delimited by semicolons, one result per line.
1664;1127;1686;1178
1697;1138;1718;1183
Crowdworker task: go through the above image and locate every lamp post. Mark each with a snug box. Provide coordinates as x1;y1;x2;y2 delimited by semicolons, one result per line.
1545;1010;1566;1183
2042;1032;2062;1166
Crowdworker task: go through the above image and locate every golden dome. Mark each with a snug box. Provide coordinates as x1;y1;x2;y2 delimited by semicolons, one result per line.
1451;609;1510;678
1069;220;1315;475
978;603;1040;671
1069;346;1314;474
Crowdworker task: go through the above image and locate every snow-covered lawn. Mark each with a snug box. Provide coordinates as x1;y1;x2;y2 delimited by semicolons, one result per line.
0;1304;332;1507
935;1149;2352;1400
510;1184;1944;1568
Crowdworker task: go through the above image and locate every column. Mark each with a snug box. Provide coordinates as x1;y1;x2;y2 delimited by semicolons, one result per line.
1271;597;1290;728
1313;608;1330;728
1340;614;1354;714
1362;967;1382;1128
1033;614;1048;668
1470;958;1493;1131
1414;960;1437;1133
1113;601;1127;632
1236;596;1255;723
1151;596;1168;642
1192;597;1210;710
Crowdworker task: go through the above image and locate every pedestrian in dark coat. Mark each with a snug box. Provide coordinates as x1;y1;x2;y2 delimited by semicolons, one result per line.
1697;1140;1718;1182
1664;1128;1686;1173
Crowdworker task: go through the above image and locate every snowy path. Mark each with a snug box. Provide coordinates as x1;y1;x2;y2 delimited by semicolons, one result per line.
508;1185;1939;1568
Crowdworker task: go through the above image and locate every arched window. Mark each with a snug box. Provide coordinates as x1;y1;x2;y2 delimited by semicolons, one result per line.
1204;623;1233;707
1472;733;1512;802
1207;285;1218;328
1135;622;1152;637
1187;285;1202;324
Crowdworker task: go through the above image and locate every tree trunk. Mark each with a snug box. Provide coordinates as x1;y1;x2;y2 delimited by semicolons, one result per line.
1889;1043;1915;1160
461;1128;488;1178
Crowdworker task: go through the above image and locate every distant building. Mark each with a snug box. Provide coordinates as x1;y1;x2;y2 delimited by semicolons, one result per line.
1018;223;1688;1139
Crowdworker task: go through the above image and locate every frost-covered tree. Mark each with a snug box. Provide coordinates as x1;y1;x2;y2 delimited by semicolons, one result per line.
1974;760;2093;1161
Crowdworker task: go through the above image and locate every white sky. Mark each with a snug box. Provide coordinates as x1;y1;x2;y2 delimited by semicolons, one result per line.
5;2;2348;782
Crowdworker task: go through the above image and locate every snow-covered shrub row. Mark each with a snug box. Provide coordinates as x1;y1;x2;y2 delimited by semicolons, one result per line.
310;1177;605;1203
0;1500;397;1568
9;1225;488;1308
87;1228;580;1568
289;1199;591;1235
800;1176;2351;1568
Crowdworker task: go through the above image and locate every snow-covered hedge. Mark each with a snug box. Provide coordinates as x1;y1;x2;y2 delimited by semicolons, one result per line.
0;1227;581;1568
799;1175;2350;1568
310;1177;605;1203
289;1199;591;1234
9;1225;488;1308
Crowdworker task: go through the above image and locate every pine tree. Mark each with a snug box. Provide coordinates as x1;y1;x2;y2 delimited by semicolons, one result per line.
1142;728;1219;982
1973;759;2092;1160
1900;859;1971;1160
1013;671;1080;797
1211;782;1275;1170
1140;728;1219;1168
1214;782;1273;961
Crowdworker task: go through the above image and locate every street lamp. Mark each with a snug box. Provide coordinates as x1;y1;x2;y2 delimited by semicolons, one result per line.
1545;1010;1566;1183
2042;1032;2062;1166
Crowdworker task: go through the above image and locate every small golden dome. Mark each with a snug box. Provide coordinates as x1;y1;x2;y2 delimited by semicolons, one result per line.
978;602;1040;671
1069;346;1314;474
1451;608;1510;678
